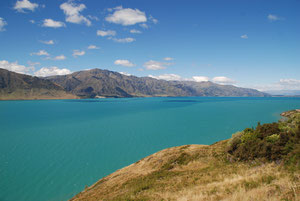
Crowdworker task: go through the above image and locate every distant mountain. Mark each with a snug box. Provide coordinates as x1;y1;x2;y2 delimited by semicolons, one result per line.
0;68;78;100
265;90;300;96
47;68;269;98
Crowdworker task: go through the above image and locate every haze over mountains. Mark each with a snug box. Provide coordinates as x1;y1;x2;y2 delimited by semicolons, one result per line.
0;68;268;100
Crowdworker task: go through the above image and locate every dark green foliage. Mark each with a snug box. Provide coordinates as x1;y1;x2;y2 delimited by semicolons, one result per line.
227;111;300;167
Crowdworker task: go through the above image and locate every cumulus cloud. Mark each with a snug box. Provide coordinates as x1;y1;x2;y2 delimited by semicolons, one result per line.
72;50;85;57
119;72;131;76
144;60;172;70
251;79;300;92
268;14;281;21
163;57;174;61
0;18;7;32
139;23;148;29
149;15;158;24
40;40;54;45
0;60;34;74
112;37;135;43
106;7;147;26
114;59;135;67
14;0;38;12
87;45;99;49
60;1;91;26
42;19;65;28
130;29;142;34
149;74;182;81
31;50;49;56
192;76;210;82
53;55;66;60
241;34;248;39
97;30;116;37
34;66;71;77
28;61;40;68
212;76;236;85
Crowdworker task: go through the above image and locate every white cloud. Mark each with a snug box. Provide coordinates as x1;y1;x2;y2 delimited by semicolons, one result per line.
192;76;210;82
149;74;182;81
212;76;236;85
268;14;281;21
114;59;135;67
53;55;66;60
87;45;99;49
42;19;65;28
112;37;135;43
30;50;49;56
119;72;131;76
60;1;91;26
144;60;172;70
0;18;7;32
34;66;71;77
149;15;158;24
241;34;248;39
163;57;174;61
251;79;300;91
29;19;35;24
28;61;40;67
87;15;99;21
139;23;148;29
72;50;85;57
130;29;142;34
14;0;38;12
0;60;34;74
97;30;116;37
105;7;147;26
40;40;54;45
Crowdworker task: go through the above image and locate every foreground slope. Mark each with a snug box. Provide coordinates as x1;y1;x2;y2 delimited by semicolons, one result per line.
0;68;77;100
48;69;268;98
71;110;300;201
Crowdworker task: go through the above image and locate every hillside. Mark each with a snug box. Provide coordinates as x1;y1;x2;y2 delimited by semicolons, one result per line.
70;110;300;201
47;69;269;98
0;68;78;100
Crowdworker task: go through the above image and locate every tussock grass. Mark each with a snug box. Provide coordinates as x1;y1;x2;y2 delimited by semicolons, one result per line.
70;110;300;201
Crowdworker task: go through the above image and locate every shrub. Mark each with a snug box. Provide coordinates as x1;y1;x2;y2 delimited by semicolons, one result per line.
266;134;280;143
227;110;300;166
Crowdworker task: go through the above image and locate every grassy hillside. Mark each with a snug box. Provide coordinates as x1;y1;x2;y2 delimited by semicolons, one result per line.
70;110;300;201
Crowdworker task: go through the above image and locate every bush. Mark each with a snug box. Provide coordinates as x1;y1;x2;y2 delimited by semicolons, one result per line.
227;111;300;166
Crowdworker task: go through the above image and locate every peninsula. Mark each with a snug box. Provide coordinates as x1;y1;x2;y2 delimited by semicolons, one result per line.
70;110;300;201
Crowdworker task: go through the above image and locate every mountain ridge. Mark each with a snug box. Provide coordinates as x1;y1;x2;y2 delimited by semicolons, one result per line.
0;68;78;100
47;68;269;98
0;68;269;100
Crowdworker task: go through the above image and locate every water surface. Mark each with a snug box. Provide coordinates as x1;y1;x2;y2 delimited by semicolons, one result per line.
0;97;299;201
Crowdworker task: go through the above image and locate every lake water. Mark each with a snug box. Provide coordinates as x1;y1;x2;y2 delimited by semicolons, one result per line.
0;97;300;201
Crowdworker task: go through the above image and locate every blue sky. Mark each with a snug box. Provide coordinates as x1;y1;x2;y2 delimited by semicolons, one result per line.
0;0;299;91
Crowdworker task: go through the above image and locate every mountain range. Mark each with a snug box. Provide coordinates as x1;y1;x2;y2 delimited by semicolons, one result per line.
0;68;269;100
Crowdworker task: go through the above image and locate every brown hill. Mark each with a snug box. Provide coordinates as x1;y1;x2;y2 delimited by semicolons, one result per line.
0;68;78;100
48;69;269;98
70;110;300;201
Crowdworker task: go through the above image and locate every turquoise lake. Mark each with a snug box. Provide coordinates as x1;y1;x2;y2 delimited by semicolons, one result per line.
0;97;300;201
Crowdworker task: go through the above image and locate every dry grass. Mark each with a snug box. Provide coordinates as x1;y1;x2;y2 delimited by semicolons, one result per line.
70;140;300;201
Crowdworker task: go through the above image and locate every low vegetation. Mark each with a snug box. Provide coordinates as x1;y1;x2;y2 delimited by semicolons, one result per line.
70;110;300;201
227;110;300;170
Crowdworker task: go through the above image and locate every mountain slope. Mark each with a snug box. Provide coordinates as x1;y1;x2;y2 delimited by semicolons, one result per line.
48;69;269;98
70;110;300;201
0;68;78;100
